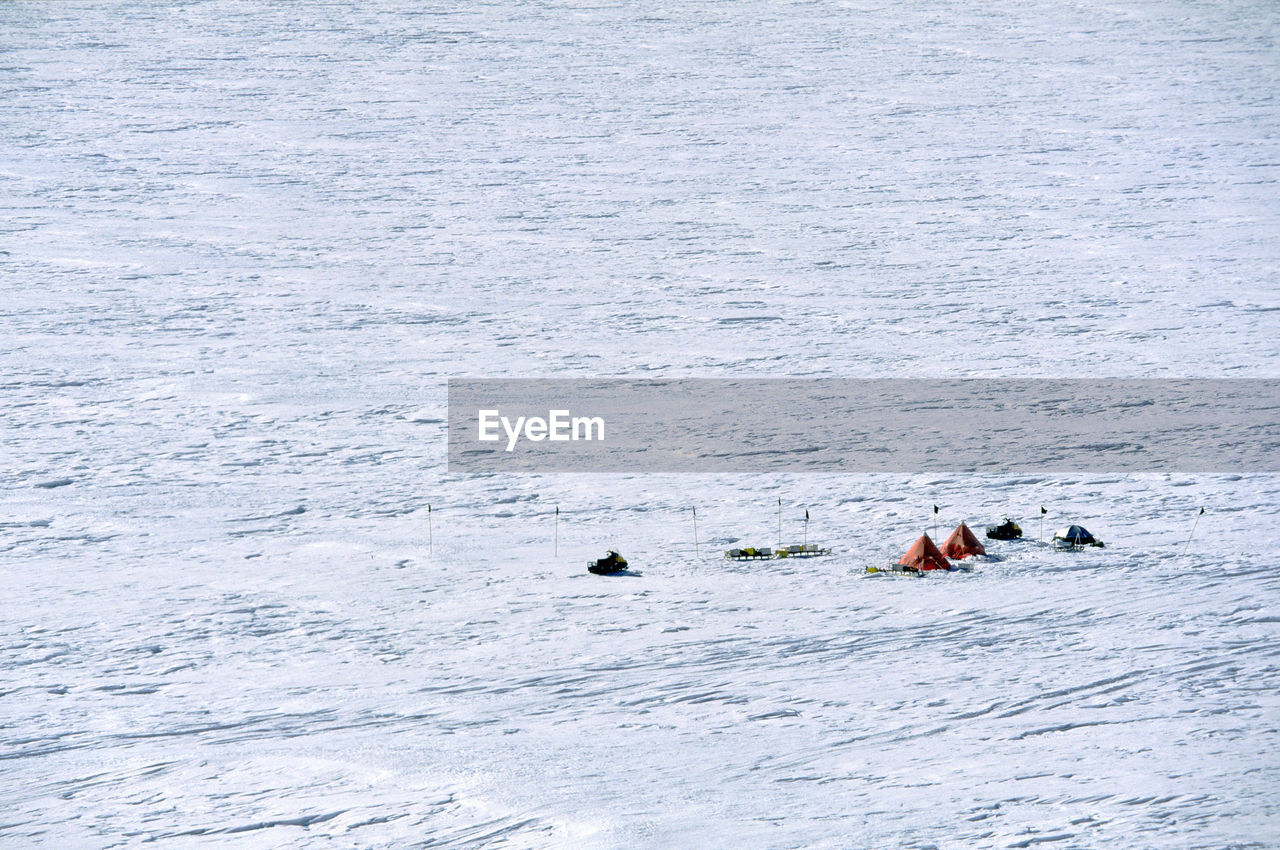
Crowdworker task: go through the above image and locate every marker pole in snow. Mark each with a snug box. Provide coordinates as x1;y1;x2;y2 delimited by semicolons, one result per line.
777;497;782;549
804;509;809;548
692;506;699;559
427;504;432;556
933;505;939;540
554;506;559;557
1040;506;1047;543
1183;507;1204;556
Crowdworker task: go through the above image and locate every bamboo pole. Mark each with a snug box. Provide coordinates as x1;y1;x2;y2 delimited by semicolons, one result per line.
1183;507;1204;556
692;506;699;559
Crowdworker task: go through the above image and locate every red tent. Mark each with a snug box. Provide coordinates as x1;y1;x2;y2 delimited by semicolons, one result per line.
941;522;987;560
898;533;952;571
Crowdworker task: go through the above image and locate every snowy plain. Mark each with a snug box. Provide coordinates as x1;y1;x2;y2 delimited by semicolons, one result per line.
2;0;1280;847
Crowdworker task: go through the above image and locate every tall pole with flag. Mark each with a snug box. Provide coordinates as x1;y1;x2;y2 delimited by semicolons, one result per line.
1184;507;1204;556
777;497;782;549
428;504;432;556
1040;506;1047;543
933;505;939;540
804;509;809;548
554;506;559;557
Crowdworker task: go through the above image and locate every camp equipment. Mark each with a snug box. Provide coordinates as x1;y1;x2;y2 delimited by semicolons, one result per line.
725;544;831;560
897;534;952;571
776;543;832;558
725;546;773;560
1052;525;1104;550
940;523;987;560
865;565;924;577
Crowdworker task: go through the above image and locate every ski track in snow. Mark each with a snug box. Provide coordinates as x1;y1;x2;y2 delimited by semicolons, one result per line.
2;0;1280;847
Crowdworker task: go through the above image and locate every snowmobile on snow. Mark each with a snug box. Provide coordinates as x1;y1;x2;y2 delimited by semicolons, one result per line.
985;518;1023;540
588;550;629;575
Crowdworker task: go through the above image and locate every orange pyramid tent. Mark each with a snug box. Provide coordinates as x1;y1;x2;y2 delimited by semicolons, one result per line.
941;522;987;560
898;533;952;571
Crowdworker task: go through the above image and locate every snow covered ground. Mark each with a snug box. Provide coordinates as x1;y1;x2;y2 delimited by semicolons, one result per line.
3;0;1279;846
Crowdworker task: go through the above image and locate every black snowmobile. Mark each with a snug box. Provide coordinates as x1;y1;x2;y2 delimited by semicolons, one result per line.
588;550;629;575
985;518;1023;540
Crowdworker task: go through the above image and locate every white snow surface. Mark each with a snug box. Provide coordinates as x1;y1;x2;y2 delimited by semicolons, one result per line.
3;1;1280;847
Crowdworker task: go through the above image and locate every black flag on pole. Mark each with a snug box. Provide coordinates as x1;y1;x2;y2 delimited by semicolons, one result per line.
1041;506;1047;515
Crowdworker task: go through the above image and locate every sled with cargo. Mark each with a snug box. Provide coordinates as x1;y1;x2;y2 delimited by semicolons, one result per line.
724;546;774;561
776;543;832;558
725;544;831;561
864;564;926;577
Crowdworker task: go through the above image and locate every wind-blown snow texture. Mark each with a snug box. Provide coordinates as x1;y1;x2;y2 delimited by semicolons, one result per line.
2;1;1279;847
